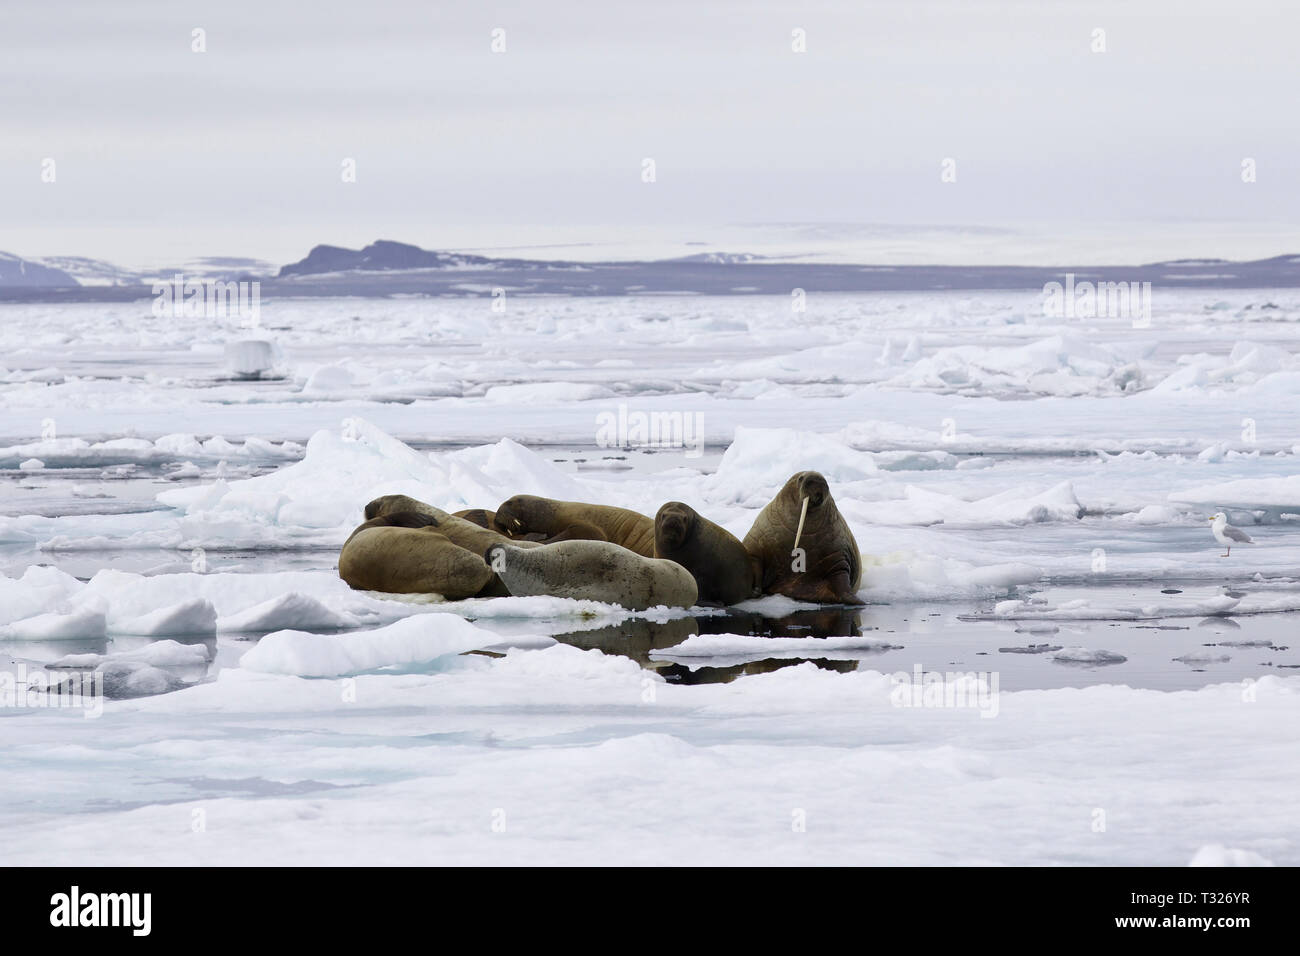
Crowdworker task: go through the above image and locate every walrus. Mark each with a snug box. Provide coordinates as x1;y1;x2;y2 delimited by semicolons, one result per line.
484;539;698;611
361;496;546;597
492;495;656;556
653;501;758;606
364;494;434;521
453;508;496;530
363;494;538;554
339;513;495;598
743;471;863;605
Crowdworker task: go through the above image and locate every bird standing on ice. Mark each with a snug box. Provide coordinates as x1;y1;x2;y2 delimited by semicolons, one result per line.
1209;512;1253;557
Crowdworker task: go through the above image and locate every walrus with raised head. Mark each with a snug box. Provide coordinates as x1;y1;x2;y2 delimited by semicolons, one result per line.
484;539;697;611
339;512;495;598
492;495;656;556
743;471;863;605
653;501;758;606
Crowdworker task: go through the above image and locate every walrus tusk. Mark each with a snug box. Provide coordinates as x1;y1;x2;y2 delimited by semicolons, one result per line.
792;495;809;553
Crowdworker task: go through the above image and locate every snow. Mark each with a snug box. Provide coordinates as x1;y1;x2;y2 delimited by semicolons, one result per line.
114;599;217;637
885;333;1149;397
2;288;1299;865
51;639;211;668
0;650;1294;864
650;633;901;664
0;608;107;641
215;593;359;633
1169;476;1300;515
240;615;526;677
986;592;1300;621
0;434;302;469
1188;845;1275;867
715;426;879;484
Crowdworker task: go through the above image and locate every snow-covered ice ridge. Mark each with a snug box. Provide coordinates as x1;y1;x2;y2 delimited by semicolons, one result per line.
2;290;1299;865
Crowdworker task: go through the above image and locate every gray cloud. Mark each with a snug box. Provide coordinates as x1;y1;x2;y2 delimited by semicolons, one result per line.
1;0;1297;264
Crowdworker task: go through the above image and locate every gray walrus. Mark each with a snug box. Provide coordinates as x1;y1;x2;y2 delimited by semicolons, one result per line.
653;501;758;606
484;539;698;611
492;495;656;556
339;513;495;598
743;471;863;605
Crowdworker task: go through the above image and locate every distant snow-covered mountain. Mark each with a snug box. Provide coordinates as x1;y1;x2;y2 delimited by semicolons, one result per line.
0;252;77;287
277;240;506;277
668;251;768;264
30;255;275;287
5;240;1300;302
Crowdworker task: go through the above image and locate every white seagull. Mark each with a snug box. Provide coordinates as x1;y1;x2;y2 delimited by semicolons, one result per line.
1209;512;1253;557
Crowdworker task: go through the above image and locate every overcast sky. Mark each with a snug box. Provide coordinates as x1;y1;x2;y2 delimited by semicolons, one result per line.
2;0;1297;265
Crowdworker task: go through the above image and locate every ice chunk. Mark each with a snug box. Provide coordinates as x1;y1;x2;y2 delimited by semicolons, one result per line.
239;614;515;677
302;363;355;393
1172;651;1231;664
649;633;901;661
218;593;359;633
715;426;878;485
1051;646;1127;665
1188;845;1274;867
0;566;85;625
0;608;107;640
96;660;188;698
50;639;211;668
483;382;615;403
224;339;277;379
1170;476;1300;518
112;599;218;637
1132;504;1177;524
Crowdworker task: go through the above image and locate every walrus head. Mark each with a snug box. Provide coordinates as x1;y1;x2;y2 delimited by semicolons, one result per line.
791;471;830;511
365;494;431;521
654;501;697;552
493;495;553;537
373;511;440;530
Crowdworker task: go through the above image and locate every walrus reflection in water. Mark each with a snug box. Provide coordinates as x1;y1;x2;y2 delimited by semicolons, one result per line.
552;616;700;666
551;620;864;685
551;607;867;685
743;471;864;605
698;606;863;639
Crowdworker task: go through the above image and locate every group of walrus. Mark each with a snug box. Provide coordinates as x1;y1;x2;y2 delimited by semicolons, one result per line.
338;471;864;611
